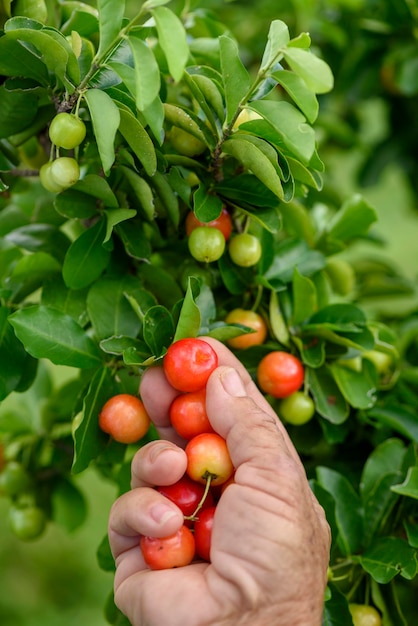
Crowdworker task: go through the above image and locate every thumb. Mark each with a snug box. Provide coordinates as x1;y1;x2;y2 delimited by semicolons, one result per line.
205;366;294;474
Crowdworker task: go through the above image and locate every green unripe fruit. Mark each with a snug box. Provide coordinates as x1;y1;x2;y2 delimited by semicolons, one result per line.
229;233;262;267
279;392;315;425
325;257;355;296
188;226;226;263
348;604;382;626
0;462;31;497
12;0;47;23
169;126;206;157
9;505;47;541
39;162;65;193
49;113;87;150
50;157;80;189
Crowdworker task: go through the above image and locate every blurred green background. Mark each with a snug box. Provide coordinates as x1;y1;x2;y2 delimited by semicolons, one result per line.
0;460;116;625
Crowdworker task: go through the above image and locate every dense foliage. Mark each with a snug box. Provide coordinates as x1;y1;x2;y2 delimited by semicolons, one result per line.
0;0;417;624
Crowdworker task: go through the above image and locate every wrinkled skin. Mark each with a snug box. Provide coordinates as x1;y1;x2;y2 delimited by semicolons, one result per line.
108;338;331;626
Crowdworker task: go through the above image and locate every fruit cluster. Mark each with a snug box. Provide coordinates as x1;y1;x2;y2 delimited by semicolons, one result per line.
96;337;316;567
186;207;262;267
0;459;47;541
140;338;234;569
39;112;86;193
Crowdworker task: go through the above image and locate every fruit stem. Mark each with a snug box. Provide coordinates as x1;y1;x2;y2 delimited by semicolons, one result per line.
185;473;214;521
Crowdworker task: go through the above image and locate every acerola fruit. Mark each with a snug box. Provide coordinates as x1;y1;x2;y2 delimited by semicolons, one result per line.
257;351;304;399
163;338;218;393
194;506;216;562
185;433;234;486
98;394;151;444
348;604;382;626
278;391;315;425
188;226;226;263
50;156;80;188
228;233;262;267
140;525;196;570
185;207;233;241
0;461;31;496
157;475;214;520
9;505;47;541
169;388;215;440
49;113;87;150
225;308;268;349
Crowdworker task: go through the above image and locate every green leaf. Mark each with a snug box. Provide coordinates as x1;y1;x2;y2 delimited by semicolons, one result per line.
367;404;418;443
219;35;251;124
358;537;418;583
308;366;349;424
139;263;183;309
269;290;290;346
84;88;120;175
9;305;102;368
72;367;118;473
127;35;161;111
119;167;155;221
0;36;48;83
222;136;284;199
86;276;144;341
316;466;363;556
271;69;319;123
96;0;125;59
115;220;151;260
391;466;418;499
54;188;99;220
363;472;402;546
260;20;289;71
322;584;354;626
104;208;136;242
325;194;378;244
151;170;180;227
361;438;407;502
248;100;316;164
62;219;112;290
52;478;87;532
329;362;377;410
193;185;224;222
118;106;157;176
71;175;119;208
173;277;201;342
3;25;74;89
215;174;279;210
41;276;88;326
142;305;175;357
0;85;38;138
0;306;29;400
282;47;334;94
265;238;326;284
151;6;189;82
292;267;317;325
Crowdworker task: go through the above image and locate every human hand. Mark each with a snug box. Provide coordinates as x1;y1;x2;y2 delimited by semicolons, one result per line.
108;338;330;626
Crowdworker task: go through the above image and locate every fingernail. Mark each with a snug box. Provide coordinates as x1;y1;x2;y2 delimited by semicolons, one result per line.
221;368;247;397
150;503;180;525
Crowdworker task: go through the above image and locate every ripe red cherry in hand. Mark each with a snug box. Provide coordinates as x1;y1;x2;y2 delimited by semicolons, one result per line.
163;338;218;392
194;506;216;562
186;432;234;486
156;475;214;521
140;525;195;570
169;388;215;440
